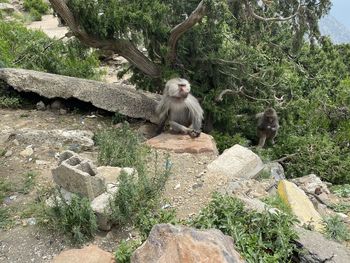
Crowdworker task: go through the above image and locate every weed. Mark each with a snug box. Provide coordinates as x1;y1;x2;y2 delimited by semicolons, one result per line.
0;95;21;108
18;171;37;194
323;215;350;242
330;184;350;198
47;191;97;245
263;194;293;214
0;177;11;203
114;239;141;263
0;148;5;157
190;193;299;262
330;203;350;214
23;0;49;14
0;207;13;229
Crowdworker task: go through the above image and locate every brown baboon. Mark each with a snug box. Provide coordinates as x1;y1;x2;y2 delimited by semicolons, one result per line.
256;107;279;147
156;78;204;138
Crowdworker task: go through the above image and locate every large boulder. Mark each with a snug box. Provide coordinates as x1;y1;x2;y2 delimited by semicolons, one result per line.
131;224;245;263
207;144;264;181
0;68;160;123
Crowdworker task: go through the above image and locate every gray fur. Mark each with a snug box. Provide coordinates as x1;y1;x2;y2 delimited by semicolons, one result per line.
256;108;279;147
156;78;204;137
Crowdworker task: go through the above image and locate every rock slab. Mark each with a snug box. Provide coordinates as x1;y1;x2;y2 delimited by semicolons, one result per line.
278;180;323;231
52;245;115;263
131;224;245;263
207;144;263;180
146;132;218;154
0;68;160;123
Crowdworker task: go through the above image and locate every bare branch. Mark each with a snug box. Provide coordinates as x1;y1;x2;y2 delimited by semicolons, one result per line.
167;0;207;63
215;87;272;102
49;0;161;78
245;0;301;22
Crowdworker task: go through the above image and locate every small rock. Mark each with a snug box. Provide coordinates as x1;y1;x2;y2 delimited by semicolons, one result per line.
50;100;65;110
59;109;68;115
35;160;49;165
262;162;285;181
20;146;34;158
4;150;13;157
192;183;203;189
174;183;181;190
13;139;19;146
36;101;46;111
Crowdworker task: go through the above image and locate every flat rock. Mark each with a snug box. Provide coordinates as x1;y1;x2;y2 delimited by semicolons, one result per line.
0;3;15;13
96;166;122;185
131;224;244;263
52;245;115;263
145;133;218;154
207;144;263;181
295;227;350;263
278;180;324;231
0;68;160;123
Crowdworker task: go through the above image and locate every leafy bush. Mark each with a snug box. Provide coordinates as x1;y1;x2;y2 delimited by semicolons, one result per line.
0;85;22;108
0;21;103;80
190;193;298;262
47;192;97;244
95;123;149;172
23;0;49;14
330;184;350;198
114;240;141;263
29;8;42;21
323;215;350;242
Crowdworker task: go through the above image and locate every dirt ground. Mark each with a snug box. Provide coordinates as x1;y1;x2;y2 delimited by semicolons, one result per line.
0;106;221;262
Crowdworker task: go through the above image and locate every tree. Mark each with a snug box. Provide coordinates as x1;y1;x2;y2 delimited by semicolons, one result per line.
49;0;331;89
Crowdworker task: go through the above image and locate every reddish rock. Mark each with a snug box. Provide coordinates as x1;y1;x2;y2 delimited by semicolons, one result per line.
131;224;245;263
52;245;115;263
145;133;218;154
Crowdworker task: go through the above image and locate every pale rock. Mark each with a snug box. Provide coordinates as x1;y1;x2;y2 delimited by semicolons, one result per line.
0;3;15;13
91;192;115;231
4;150;13;157
36;101;46;111
20;146;34;158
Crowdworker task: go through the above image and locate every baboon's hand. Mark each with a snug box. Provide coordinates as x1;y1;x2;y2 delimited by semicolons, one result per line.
189;129;201;138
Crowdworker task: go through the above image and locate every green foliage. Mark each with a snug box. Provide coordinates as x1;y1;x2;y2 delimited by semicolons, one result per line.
263;194;292;214
95;123;149;172
330;203;350;214
47;192;97;244
211;131;249;153
23;0;49;14
330;184;350;198
114;239;141;263
0;21;103;80
323;215;350;242
0;178;11;203
0;87;22;108
18;171;37;194
0;207;13;229
190;193;298;262
29;8;42;21
110;156;171;226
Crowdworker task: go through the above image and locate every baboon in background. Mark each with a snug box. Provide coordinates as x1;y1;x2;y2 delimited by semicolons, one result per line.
156;78;204;138
256;107;279;147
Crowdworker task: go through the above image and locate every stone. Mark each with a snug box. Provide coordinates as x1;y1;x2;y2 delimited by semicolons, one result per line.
96;166;136;185
91;190;117;231
261;162;285;181
36;101;46;111
292;174;330;195
0;3;15;13
145;132;218;154
50;99;65;110
278;180;324;231
52;152;105;200
46;188;74;207
0;68;160;123
20;146;34;158
52;245;115;263
4;150;13;157
236;196;267;213
131;224;244;263
207;144;264;181
12;128;94;150
295;227;350;263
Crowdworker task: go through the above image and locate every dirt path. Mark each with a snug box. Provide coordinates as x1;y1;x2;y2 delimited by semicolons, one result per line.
27;15;68;39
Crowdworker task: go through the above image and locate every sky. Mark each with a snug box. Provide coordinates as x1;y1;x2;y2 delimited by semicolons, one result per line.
329;0;350;29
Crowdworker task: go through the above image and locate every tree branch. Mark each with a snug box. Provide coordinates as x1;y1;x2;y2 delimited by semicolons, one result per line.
49;0;161;78
245;0;301;22
215;87;272;102
166;0;207;64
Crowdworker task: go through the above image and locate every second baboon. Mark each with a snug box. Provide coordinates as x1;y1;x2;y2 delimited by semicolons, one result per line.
256;107;279;147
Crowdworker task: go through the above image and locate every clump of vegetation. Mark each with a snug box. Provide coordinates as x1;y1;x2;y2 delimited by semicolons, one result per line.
23;0;49;21
0;21;103;80
95;123;149;172
323;215;350;242
114;240;141;263
263;194;293;214
18;171;37;194
190;193;298;262
0;178;13;229
330;184;350;198
330;203;350;214
0;86;22;108
47;192;97;244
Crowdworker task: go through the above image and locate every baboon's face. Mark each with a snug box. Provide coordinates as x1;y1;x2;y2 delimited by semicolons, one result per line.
167;78;191;99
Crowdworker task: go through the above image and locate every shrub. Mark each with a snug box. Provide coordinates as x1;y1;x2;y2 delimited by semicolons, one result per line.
47;192;97;244
23;0;49;14
323;215;350;242
190;193;298;262
0;21;103;80
114;240;141;263
29;8;42;21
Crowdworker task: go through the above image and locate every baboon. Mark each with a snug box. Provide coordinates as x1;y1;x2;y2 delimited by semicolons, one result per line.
156;78;204;138
256;107;279;147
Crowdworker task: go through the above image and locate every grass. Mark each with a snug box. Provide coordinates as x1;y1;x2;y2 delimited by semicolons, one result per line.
18;171;37;194
330;184;350;198
323;215;350;242
0;178;13;229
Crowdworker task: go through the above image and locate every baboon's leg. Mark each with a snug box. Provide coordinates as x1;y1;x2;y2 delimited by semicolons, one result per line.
169;121;191;134
258;133;267;147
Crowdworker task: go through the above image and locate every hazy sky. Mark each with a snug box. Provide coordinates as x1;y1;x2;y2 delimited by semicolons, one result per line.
329;0;350;29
